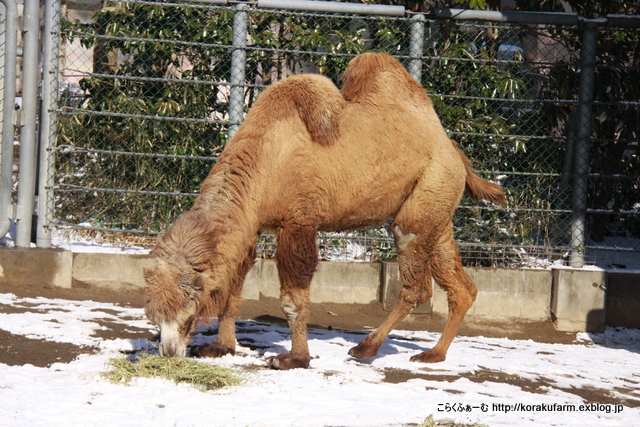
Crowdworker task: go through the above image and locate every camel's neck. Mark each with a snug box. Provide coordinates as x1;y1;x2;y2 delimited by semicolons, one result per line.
188;141;263;265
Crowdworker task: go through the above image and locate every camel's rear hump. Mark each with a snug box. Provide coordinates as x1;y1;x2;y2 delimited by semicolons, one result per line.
341;52;429;106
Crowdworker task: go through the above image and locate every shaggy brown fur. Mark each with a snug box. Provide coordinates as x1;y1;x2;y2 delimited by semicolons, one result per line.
144;52;506;369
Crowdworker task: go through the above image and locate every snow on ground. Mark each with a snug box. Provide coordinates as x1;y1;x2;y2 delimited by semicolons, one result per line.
1;293;639;427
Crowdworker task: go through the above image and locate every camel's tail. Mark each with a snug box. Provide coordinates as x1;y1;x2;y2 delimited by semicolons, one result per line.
451;140;507;206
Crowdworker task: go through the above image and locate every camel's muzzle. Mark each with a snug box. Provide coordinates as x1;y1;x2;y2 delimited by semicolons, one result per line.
158;319;188;357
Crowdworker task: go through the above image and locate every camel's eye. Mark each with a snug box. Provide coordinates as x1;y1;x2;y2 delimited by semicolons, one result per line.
193;264;207;273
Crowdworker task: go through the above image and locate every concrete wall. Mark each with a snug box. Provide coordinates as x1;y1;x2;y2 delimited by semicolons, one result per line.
381;262;552;321
244;259;381;304
1;247;638;332
0;248;73;288
551;267;607;332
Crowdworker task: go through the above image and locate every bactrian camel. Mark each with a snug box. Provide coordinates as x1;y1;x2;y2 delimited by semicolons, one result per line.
143;52;506;370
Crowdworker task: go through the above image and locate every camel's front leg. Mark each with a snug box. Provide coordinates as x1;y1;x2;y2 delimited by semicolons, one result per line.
192;247;256;358
191;299;239;358
268;224;318;370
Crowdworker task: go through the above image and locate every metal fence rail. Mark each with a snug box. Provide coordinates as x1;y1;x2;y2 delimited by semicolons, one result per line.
1;0;638;270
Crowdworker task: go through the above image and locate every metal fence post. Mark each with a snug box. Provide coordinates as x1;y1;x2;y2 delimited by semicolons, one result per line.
15;0;40;247
407;13;425;83
36;0;62;248
0;0;19;240
569;20;601;268
227;3;248;141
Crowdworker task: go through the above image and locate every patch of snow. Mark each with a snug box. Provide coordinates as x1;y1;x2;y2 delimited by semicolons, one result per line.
50;229;150;254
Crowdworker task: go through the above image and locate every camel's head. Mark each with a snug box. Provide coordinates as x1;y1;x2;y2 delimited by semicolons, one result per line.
143;255;211;357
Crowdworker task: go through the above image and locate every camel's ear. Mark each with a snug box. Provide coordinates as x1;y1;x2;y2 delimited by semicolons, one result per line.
142;266;153;279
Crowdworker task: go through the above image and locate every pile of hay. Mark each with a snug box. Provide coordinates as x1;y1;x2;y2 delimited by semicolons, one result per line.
102;353;242;391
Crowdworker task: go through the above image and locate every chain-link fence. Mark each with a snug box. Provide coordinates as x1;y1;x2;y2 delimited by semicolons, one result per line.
38;0;639;268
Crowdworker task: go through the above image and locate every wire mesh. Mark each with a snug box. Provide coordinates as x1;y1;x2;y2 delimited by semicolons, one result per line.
50;1;640;268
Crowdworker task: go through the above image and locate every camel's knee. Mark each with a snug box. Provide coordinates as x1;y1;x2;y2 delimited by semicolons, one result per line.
442;278;476;316
453;269;476;301
398;282;432;308
280;290;309;323
449;288;475;312
281;294;299;323
468;280;478;301
430;241;477;309
396;257;433;307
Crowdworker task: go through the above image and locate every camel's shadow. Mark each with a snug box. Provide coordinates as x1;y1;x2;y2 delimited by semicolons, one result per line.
185;318;430;363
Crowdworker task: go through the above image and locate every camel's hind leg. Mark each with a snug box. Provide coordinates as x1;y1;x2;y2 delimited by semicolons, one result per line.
410;224;477;363
268;223;318;370
349;154;474;362
349;222;476;362
348;223;437;359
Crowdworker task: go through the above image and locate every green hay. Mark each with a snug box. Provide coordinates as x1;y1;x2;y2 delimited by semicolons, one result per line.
102;353;242;391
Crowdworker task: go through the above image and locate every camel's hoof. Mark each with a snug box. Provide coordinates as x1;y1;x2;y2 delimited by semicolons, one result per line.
267;353;311;370
348;341;379;359
410;351;446;363
191;343;235;358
